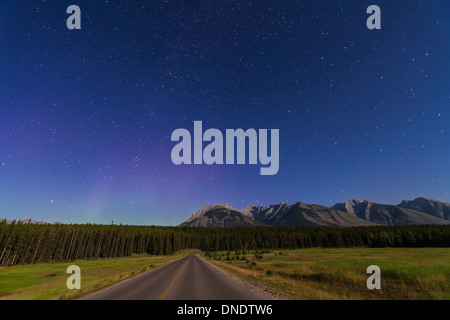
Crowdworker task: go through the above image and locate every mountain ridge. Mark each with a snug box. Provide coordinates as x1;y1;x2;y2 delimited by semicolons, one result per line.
180;197;450;228
397;197;450;221
1;218;62;225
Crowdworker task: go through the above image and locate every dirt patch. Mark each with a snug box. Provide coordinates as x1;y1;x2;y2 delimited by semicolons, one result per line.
44;273;58;277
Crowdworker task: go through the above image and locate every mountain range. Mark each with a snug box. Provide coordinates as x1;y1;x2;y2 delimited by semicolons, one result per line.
1;218;62;225
180;197;450;228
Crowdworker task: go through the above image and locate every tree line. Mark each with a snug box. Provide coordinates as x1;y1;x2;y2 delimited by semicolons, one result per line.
1;220;449;266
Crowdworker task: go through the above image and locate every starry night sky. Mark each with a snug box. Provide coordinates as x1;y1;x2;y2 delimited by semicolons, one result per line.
0;1;449;225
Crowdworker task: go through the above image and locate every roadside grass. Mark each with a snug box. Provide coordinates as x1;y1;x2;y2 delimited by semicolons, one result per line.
204;248;450;300
0;249;198;300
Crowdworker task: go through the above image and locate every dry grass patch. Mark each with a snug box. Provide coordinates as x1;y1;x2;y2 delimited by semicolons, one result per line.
205;248;450;300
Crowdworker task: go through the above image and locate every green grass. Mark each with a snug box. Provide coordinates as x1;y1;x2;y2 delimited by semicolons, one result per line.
204;248;450;300
0;249;197;300
2;247;448;300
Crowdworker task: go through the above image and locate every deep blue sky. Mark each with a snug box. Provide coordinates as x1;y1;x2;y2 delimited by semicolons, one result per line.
0;1;449;225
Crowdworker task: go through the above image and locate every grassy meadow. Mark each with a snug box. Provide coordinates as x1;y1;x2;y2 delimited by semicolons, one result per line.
1;247;448;300
204;247;450;300
0;250;198;300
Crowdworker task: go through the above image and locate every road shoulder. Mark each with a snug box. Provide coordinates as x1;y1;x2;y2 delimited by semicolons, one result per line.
197;254;285;300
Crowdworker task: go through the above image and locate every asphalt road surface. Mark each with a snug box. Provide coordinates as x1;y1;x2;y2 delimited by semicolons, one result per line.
82;254;274;300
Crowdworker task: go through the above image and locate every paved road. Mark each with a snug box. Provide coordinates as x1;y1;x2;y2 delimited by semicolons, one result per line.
82;254;273;300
